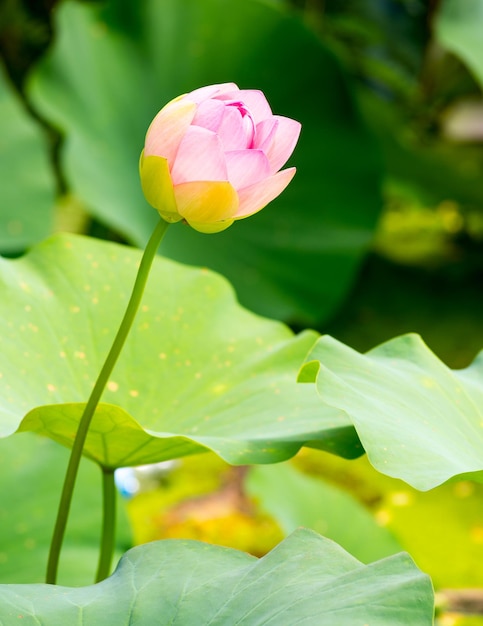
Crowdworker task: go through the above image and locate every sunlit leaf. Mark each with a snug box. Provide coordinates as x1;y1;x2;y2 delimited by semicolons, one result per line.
300;333;483;490
28;0;382;324
291;449;483;589
436;0;483;91
246;462;402;563
0;65;55;252
0;233;360;467
0;529;433;625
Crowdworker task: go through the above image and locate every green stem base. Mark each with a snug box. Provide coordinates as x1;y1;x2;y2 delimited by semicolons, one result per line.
96;466;116;582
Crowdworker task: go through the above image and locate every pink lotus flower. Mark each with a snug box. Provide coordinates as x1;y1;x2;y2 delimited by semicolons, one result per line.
139;83;301;233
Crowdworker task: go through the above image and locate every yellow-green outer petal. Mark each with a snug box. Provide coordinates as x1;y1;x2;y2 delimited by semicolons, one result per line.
174;180;238;224
188;218;235;233
139;152;181;223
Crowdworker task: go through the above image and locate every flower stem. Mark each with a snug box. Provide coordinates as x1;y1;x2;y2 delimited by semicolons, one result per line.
96;466;116;582
46;217;170;585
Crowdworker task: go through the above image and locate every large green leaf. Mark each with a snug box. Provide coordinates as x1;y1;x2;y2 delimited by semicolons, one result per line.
246;462;402;563
27;0;382;324
0;529;433;625
0;432;131;585
300;333;483;491
0;233;360;466
436;0;483;90
0;65;55;252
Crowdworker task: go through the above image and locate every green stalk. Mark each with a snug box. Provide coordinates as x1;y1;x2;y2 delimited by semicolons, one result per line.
96;466;116;582
46;218;170;585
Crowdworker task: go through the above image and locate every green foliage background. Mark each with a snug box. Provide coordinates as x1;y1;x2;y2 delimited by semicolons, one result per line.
1;0;483;623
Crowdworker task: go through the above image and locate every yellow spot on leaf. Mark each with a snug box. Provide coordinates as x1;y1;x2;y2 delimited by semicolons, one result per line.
389;491;413;507
454;481;474;498
107;381;119;392
375;510;391;526
471;525;483;544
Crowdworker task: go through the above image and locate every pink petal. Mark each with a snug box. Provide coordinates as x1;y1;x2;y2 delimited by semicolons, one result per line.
217;106;254;150
144;99;197;163
255;116;301;174
170;126;227;184
235;167;296;218
253;117;278;153
218;90;272;124
186;83;239;104
225;150;270;190
192;99;225;132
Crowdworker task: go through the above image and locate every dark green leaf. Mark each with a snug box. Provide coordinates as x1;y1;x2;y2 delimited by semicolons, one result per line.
28;0;382;324
0;65;55;252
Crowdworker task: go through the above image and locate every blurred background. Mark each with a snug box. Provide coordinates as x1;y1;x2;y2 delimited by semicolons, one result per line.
1;0;483;622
